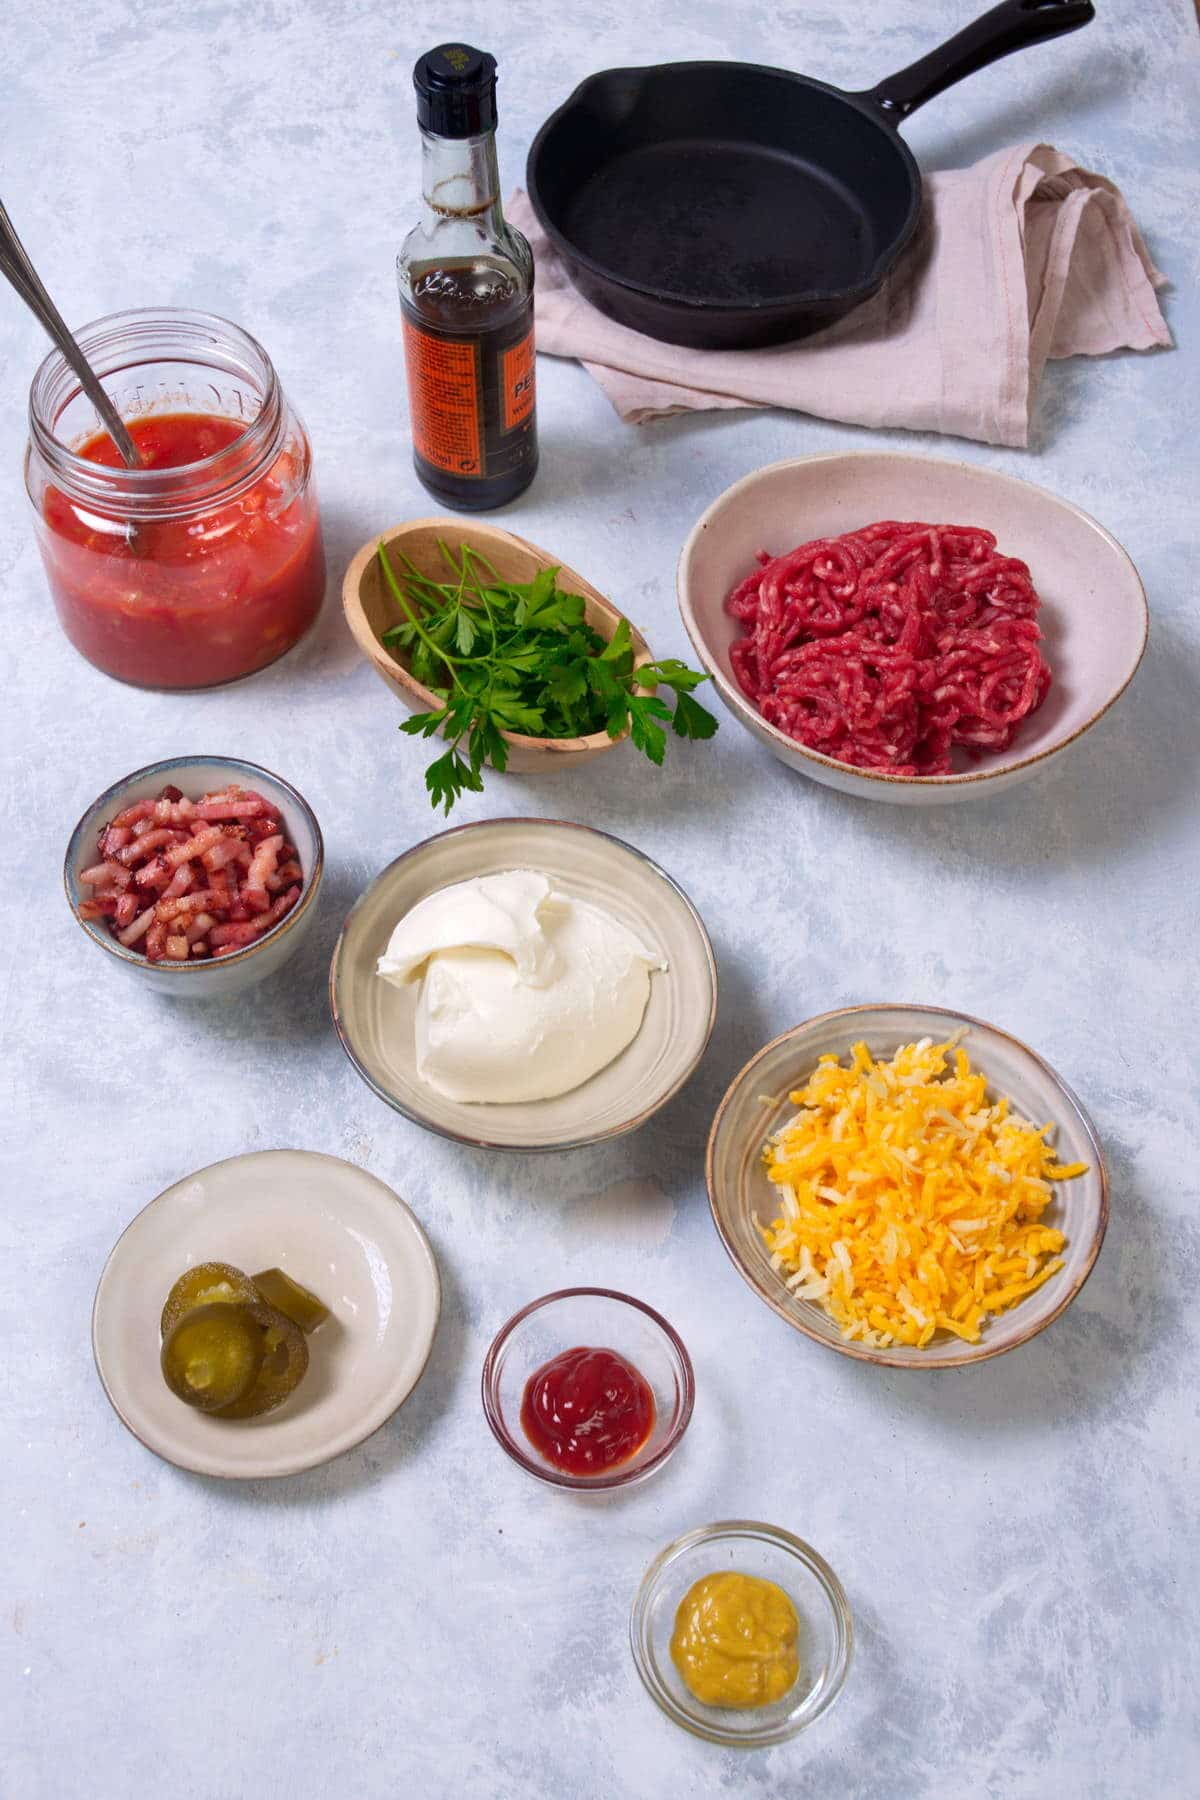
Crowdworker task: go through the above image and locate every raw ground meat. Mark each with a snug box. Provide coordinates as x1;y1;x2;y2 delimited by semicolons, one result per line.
726;521;1051;775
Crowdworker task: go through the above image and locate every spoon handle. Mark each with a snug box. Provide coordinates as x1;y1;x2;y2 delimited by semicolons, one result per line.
0;199;143;468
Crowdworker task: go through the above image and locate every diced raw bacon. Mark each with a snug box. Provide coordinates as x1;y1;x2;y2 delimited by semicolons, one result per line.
201;835;251;873
79;782;304;964
209;920;265;949
152;794;197;827
244;833;282;911
155;889;225;921
726;520;1051;776
111;798;156;829
260;884;301;928
117;828;180;866
117;906;155;946
160;864;195;901
79;860;131;890
134;854;173;892
194;798;269;821
165;826;225;869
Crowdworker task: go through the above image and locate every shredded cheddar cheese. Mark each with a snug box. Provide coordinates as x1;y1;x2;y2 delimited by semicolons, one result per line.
759;1037;1087;1349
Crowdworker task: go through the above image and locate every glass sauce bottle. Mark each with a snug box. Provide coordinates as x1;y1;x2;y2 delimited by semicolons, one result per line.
398;44;537;511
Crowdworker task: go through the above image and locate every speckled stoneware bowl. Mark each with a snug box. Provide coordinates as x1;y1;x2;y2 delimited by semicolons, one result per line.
64;755;323;998
92;1149;441;1480
330;818;718;1152
342;517;652;775
707;1005;1108;1369
678;453;1148;804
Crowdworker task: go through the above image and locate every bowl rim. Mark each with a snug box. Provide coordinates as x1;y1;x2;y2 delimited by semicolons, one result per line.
705;1003;1110;1370
676;450;1150;789
90;1147;442;1480
629;1517;855;1746
341;516;653;757
328;816;719;1153
64;755;324;976
480;1284;696;1490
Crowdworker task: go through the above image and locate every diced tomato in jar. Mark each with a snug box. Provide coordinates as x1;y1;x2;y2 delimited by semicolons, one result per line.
39;412;325;689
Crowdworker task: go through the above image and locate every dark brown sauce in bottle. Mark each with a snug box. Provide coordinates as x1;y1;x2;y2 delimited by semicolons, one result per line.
401;260;536;511
401;45;538;511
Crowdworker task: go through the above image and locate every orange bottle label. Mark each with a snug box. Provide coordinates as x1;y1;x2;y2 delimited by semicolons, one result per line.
503;329;536;430
402;320;482;476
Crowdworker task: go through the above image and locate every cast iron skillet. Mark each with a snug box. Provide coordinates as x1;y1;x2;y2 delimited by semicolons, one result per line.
527;0;1094;349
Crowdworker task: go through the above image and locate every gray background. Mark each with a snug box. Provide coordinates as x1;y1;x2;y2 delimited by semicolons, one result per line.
2;1;1197;1796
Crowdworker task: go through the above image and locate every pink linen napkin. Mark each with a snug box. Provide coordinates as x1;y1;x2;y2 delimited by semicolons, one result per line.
508;143;1170;449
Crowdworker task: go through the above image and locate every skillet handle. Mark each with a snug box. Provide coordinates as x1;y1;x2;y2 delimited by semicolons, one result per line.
863;0;1095;122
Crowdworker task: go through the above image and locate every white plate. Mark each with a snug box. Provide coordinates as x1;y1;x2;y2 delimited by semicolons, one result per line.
92;1150;441;1478
678;453;1149;803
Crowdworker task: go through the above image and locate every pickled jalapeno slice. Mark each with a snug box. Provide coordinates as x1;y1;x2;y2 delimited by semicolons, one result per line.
161;1303;265;1413
160;1262;259;1339
215;1304;309;1420
250;1268;330;1334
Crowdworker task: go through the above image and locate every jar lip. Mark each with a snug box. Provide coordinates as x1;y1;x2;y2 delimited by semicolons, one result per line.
28;306;286;517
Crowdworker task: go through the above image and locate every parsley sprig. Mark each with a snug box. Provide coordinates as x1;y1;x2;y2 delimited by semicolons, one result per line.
378;539;717;814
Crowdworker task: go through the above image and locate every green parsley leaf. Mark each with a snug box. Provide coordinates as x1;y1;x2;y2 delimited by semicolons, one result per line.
671;689;719;740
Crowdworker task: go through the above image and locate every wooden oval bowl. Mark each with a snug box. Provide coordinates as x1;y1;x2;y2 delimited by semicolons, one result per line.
342;518;653;774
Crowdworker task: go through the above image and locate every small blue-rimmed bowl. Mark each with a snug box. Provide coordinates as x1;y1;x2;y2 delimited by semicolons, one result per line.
64;755;324;998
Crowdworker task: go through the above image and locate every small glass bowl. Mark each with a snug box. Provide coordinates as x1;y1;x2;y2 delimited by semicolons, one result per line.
630;1520;853;1746
481;1287;694;1491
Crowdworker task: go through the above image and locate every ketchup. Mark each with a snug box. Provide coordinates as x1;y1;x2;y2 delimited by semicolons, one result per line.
520;1345;655;1475
41;412;324;690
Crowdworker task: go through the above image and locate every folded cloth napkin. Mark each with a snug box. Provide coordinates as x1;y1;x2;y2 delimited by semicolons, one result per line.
508;143;1170;449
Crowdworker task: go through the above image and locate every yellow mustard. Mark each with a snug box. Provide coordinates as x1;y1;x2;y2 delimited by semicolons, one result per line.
670;1571;800;1709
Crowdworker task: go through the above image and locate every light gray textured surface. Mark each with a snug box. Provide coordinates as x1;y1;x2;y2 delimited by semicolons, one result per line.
2;2;1198;1795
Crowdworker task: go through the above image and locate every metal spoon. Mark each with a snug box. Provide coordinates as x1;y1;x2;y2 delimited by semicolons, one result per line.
0;197;143;468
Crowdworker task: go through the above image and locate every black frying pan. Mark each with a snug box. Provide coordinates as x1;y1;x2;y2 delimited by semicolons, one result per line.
527;0;1094;349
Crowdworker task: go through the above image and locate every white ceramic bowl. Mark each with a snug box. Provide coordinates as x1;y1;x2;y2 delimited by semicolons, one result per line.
707;1005;1108;1369
330;818;718;1151
92;1149;441;1479
65;755;323;997
678;453;1148;804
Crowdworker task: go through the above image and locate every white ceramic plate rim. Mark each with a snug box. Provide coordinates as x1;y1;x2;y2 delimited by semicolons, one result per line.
706;1003;1110;1369
64;755;325;976
328;817;719;1153
91;1148;441;1477
677;452;1149;787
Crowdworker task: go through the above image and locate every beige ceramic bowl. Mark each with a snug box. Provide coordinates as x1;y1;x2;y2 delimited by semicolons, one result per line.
92;1150;441;1478
342;517;652;774
707;1005;1108;1369
678;453;1148;804
330;818;718;1151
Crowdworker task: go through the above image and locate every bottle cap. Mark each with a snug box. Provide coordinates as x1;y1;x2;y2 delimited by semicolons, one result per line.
413;44;498;138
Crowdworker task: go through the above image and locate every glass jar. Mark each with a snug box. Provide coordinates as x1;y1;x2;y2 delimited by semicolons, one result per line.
25;308;325;689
